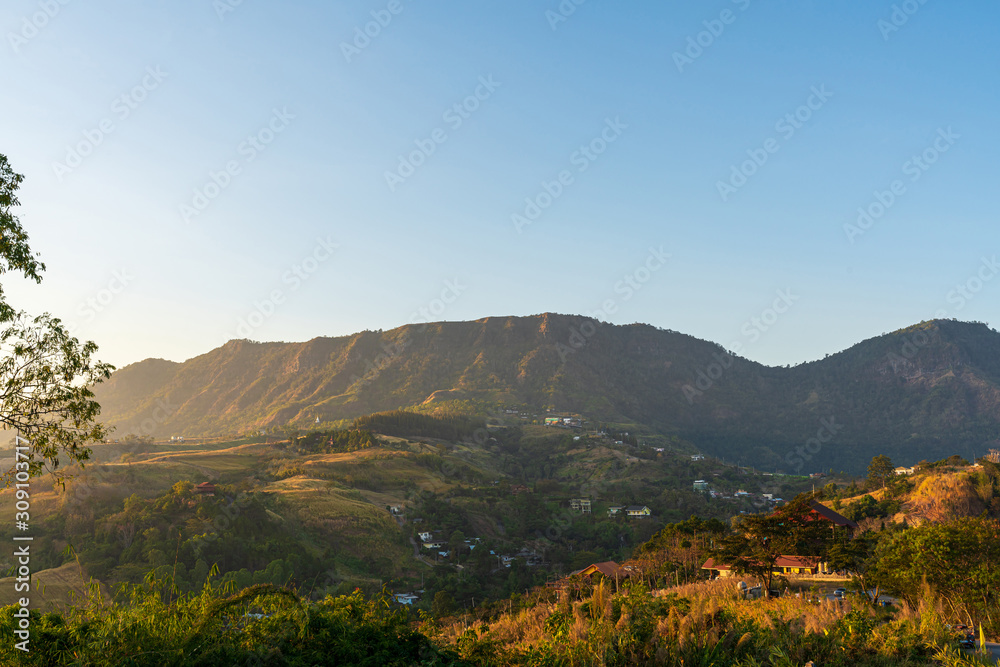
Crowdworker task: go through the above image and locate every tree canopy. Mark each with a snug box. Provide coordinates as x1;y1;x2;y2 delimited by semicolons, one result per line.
867;454;895;491
0;153;113;485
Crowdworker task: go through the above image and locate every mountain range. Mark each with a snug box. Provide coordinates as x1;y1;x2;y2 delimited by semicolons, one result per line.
92;314;1000;475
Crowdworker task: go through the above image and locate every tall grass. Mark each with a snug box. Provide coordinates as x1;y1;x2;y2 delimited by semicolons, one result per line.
434;578;994;666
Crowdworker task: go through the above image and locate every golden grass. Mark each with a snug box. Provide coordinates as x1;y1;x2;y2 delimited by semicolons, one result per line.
0;562;110;611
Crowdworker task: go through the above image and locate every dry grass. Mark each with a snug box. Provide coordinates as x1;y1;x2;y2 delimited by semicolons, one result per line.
0;562;110;611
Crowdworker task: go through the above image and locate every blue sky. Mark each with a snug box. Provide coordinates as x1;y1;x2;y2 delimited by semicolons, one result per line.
2;0;997;368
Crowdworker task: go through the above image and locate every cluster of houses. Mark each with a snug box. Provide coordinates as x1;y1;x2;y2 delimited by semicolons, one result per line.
544;416;583;428
416;530;545;568
567;498;652;519
691;480;783;505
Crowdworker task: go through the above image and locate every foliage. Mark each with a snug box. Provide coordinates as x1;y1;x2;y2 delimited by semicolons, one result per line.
870;517;1000;634
354;409;482;441
0;577;465;665
867;455;895;491
0;153;113;486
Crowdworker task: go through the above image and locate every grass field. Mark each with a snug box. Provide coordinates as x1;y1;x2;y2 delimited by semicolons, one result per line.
0;562;110;611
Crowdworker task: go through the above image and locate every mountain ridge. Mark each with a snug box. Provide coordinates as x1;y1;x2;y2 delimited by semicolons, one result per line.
93;314;1000;474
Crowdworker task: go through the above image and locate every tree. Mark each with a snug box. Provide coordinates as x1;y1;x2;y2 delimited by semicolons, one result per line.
867;454;895;491
712;495;847;598
0;153;113;486
826;530;882;604
713;512;785;597
869;518;1000;629
431;590;455;617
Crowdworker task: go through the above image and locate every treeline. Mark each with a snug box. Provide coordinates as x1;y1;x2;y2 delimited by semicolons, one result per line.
294;429;380;454
353;409;482;441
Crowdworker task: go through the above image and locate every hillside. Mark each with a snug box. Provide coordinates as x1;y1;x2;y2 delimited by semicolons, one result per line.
92;315;1000;474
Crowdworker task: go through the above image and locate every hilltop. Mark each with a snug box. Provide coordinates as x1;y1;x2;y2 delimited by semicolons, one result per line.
92;315;1000;474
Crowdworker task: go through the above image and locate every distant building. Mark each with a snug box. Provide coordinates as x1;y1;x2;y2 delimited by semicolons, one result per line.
607;505;625;517
693;480;709;491
194;482;216;497
808;500;858;532
626;505;651;518
573;561;630;581
691;455;705;461
570;498;592;514
894;466;915;475
544;417;561;426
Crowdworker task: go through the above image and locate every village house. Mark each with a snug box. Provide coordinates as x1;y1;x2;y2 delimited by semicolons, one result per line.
569;498;592;514
626;505;651;518
693;480;709;491
194;482;216;497
607;505;626;517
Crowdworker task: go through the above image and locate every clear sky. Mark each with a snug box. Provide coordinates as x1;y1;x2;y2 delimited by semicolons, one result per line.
2;1;997;369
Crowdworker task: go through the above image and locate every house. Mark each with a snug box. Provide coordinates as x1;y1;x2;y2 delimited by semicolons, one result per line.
701;557;734;578
626;505;651;518
573;561;630;581
894;466;915;475
691;455;705;461
773;555;822;575
693;480;709;491
422;541;445;550
417;531;433;542
544;417;561;426
510;484;530;495
607;505;625;517
194;482;216;497
570;498;592;514
807;500;859;531
387;504;404;515
393;593;419;605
